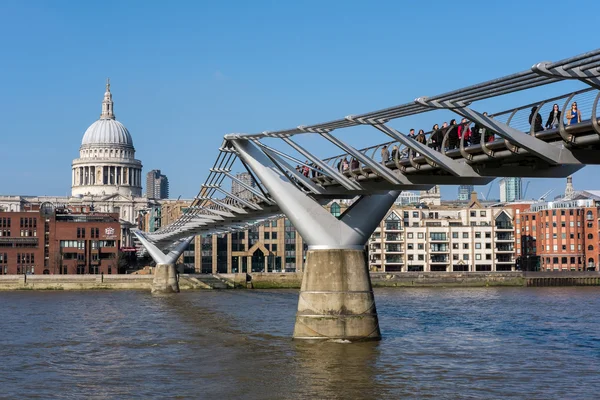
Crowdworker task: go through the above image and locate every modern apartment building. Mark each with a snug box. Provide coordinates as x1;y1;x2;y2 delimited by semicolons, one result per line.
369;193;517;272
231;172;256;201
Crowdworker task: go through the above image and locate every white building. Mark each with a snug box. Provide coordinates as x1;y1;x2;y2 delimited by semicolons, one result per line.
369;194;516;272
72;79;143;198
395;191;420;206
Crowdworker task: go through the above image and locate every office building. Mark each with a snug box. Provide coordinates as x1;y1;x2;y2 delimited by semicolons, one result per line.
500;177;522;202
457;185;474;201
146;170;169;199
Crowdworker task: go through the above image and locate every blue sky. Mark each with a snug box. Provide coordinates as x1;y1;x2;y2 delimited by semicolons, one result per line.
1;0;599;200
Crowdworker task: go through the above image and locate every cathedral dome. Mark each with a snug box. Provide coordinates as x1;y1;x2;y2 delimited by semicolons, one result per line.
81;119;133;146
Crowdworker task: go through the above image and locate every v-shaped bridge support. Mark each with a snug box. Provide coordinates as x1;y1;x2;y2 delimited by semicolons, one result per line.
231;138;402;341
133;230;194;293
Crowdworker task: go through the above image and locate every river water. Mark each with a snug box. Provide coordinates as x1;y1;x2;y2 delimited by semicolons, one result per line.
0;287;599;399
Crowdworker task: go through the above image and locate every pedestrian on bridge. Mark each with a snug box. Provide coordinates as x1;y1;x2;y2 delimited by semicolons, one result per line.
447;119;459;149
529;106;544;132
381;145;389;164
566;102;581;125
430;124;443;152
545;104;561;129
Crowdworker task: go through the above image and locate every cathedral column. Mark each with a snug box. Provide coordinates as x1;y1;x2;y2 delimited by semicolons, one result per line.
91;166;95;185
116;167;121;185
79;167;83;185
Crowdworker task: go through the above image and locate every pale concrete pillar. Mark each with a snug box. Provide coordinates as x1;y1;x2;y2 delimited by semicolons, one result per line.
293;249;380;341
152;264;179;293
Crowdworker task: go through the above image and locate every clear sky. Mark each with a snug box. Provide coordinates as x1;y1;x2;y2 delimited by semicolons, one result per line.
1;0;599;200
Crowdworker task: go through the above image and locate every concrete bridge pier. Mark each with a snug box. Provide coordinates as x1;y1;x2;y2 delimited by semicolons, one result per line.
232;139;404;341
132;232;193;294
294;248;379;340
152;263;179;293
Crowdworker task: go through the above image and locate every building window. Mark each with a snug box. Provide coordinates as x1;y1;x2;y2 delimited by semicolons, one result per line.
417;233;424;239
453;254;459;260
462;232;469;239
480;211;486;217
407;243;413;250
475;232;481;239
588;245;594;251
430;232;446;241
407;233;413;239
418;255;424;261
463;243;469;249
470;211;476;217
417;244;424;250
588;233;594;240
330;202;341;218
486;254;492;260
561;257;568;264
264;232;270;240
586;211;594;221
475;254;481;260
452;232;458;238
452;243;459;250
463;254;469;260
271;244;277;252
475;243;481;249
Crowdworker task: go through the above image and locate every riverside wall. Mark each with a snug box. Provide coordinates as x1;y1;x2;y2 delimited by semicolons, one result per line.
0;271;598;290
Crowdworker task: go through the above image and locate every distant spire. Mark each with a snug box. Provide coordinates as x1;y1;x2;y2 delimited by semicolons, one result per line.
100;78;115;120
564;175;575;200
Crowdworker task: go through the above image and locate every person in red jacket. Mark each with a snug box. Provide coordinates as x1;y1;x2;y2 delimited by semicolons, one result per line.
457;118;471;146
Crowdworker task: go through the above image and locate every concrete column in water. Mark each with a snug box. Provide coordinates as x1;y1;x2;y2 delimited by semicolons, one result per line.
232;139;402;341
152;263;179;293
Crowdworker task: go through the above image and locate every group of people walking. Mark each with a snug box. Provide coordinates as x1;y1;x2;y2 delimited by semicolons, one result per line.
379;101;585;164
297;101;585;174
529;102;582;132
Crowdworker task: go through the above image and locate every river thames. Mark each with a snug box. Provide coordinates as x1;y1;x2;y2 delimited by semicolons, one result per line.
0;287;599;399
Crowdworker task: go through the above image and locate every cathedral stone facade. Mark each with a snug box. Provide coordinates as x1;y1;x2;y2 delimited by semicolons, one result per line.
0;80;153;247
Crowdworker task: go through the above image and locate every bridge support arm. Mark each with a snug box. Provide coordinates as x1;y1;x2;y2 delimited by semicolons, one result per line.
231;138;402;341
133;231;194;293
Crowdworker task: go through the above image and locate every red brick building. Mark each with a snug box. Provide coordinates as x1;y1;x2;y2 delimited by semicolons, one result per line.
506;195;600;271
0;206;120;275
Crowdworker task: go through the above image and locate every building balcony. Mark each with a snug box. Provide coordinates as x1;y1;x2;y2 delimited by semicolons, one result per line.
385;257;404;264
430;246;449;253
385;234;404;241
496;256;515;263
370;248;382;254
495;223;514;230
496;234;514;241
429;237;449;242
384;246;404;253
430;257;449;263
496;245;515;252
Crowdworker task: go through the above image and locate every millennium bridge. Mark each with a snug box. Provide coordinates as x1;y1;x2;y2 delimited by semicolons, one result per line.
134;49;600;341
